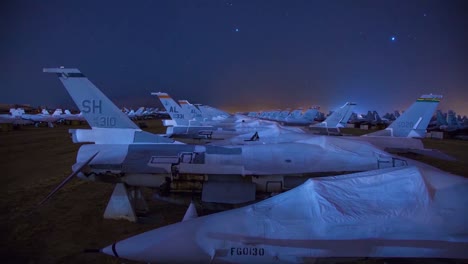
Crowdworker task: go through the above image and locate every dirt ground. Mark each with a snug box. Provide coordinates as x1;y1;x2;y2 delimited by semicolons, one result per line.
2;121;467;263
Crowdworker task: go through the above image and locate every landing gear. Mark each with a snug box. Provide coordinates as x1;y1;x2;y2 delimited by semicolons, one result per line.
103;183;148;222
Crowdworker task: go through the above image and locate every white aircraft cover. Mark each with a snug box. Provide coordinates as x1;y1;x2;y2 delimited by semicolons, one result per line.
104;166;468;262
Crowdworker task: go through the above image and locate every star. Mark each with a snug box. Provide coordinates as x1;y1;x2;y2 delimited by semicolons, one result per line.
390;36;396;42
235;28;239;32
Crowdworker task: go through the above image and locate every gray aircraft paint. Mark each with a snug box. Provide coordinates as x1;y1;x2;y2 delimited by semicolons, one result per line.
45;68;174;144
367;95;442;137
76;136;388;179
44;68;138;129
311;102;356;128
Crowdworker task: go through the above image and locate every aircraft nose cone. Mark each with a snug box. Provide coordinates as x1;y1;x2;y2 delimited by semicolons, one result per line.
101;243;118;258
101;221;211;263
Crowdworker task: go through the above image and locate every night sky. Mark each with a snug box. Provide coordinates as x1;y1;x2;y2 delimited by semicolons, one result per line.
1;0;467;114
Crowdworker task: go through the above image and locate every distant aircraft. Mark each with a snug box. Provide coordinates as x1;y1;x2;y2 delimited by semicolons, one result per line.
433;109;448;129
126;107;145;120
177;99;204;122
283;107;318;125
101;165;468;262
20;108;63;127
217;94;453;161
61;109;86;122
441;110;467;132
342;94;453;160
365;94;442;138
154;92;283;139
0;108;32;125
253;107;319;126
308;102;356;134
153;92;219;136
42;67;400;221
350;110;388;127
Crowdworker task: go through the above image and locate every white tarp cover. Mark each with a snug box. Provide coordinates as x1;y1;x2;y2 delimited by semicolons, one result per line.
104;166;468;263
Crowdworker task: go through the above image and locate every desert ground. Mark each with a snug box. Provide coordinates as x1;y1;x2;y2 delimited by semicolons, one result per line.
2;120;467;263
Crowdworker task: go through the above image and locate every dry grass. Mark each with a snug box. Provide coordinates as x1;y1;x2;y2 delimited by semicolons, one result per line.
2;122;467;263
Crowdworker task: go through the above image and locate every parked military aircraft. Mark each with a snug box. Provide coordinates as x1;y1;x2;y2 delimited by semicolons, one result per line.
126;107;145;120
0;108;27;124
308;102;356;134
100;165;468;263
61;109;86;122
281;107;318;126
42;67;401;222
215;94;452;162
341;94;455;160
154;90;446;163
154;92;287;139
20;108;63;127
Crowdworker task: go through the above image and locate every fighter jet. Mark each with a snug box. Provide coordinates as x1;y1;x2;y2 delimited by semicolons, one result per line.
20;108;63;127
281;107;319;126
61;109;86;122
155;92;285;139
308;102;356;134
438;110;467;132
101;165;468;262
0;108;24;124
126;106;145;120
342;94;453;160
42;67;399;221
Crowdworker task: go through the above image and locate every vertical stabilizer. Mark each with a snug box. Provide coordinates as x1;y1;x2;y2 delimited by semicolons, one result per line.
43;68;138;129
436;110;448;126
135;107;145;116
302;108;318;122
311;102;356;128
367;94;442;137
52;109;63;116
152;92;189;125
178;100;203;121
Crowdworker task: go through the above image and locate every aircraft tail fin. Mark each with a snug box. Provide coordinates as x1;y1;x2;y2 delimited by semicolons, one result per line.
43;68;139;129
367;94;442;138
311;102;356;128
178;100;203;121
447;110;460;127
373;111;382;123
135;107;145;116
302;108;318;121
10;108;23;117
41;109;49;115
152;92;189;125
436;110;448;126
52;109;63;116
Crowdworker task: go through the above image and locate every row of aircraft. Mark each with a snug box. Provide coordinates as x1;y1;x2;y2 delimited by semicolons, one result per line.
0;106;167;127
37;67;467;263
0;108;85;127
123;106;169;120
431;109;468;132
153;92;453;160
